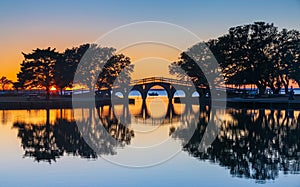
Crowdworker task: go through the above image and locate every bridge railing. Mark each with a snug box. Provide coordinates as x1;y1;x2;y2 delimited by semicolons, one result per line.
130;77;193;86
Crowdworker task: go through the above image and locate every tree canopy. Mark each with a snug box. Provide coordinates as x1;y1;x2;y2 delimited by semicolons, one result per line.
16;44;133;97
17;47;60;99
170;22;300;95
54;44;89;94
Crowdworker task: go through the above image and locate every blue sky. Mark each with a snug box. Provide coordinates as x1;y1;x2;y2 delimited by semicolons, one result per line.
0;0;299;80
1;0;299;38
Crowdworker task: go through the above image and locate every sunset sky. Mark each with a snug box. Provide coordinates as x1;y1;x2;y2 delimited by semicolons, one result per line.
0;0;299;81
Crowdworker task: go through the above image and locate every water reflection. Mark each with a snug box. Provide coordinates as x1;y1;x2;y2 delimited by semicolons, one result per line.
75;107;135;156
4;101;300;181
12;107;137;163
11;98;200;163
13;109;97;163
180;108;300;182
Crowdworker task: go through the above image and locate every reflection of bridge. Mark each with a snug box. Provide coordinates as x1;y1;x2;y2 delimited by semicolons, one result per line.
97;102;206;126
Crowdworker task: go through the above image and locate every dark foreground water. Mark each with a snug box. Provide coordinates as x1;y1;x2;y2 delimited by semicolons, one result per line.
0;98;300;186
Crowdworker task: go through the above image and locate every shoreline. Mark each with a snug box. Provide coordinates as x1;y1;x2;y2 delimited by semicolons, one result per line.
1;96;300;110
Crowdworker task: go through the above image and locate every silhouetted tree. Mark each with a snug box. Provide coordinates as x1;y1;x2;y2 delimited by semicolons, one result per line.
53;54;69;95
219;22;278;94
169;41;226;97
170;22;295;95
278;30;300;89
54;44;89;95
12;81;23;92
76;44;116;91
169;51;209;96
267;29;300;94
97;54;133;91
0;76;12;91
17;47;60;99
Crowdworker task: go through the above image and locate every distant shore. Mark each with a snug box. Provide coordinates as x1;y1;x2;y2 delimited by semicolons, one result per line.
1;96;300;110
225;96;300;109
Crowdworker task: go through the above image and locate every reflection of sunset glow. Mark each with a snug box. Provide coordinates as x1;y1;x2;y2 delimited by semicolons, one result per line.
173;103;186;115
113;105;124;118
148;98;167;118
128;98;143;115
146;97;168;118
0;109;74;126
69;84;88;90
192;105;199;113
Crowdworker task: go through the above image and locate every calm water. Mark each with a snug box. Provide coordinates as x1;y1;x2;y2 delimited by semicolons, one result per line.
0;97;300;186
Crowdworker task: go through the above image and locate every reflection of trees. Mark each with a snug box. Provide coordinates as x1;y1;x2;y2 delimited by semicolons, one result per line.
179;108;300;181
13;115;97;163
171;104;207;145
98;105;134;144
13;108;135;163
76;106;134;156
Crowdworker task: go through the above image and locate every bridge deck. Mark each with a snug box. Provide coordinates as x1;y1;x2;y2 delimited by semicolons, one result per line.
130;77;193;87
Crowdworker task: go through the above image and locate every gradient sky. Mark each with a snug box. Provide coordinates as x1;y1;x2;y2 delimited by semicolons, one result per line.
0;0;299;81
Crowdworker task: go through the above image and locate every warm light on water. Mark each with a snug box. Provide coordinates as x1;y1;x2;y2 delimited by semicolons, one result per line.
1;100;300;186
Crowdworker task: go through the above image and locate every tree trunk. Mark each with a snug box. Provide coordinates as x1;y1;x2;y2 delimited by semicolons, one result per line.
256;83;266;95
46;86;50;100
280;75;289;94
274;82;281;94
269;84;276;94
296;80;300;88
284;85;289;95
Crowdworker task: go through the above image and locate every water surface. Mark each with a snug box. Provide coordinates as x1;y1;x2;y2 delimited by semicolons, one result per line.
0;98;300;186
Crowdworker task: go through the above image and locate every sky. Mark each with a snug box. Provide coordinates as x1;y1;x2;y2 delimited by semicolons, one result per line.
0;0;299;81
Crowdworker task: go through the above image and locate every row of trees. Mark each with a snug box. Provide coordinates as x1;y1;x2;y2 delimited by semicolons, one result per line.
171;22;300;94
14;44;133;99
2;21;299;97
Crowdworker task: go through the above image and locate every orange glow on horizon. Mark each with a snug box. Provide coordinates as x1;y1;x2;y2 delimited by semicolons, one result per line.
50;86;57;91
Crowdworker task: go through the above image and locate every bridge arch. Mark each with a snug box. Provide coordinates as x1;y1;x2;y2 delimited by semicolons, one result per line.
130;82;175;101
171;86;197;98
114;91;124;98
128;89;143;98
192;91;200;97
144;82;175;100
130;86;144;99
173;90;186;97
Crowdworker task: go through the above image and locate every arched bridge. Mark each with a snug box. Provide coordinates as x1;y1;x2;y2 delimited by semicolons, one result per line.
111;77;205;103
